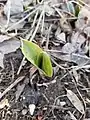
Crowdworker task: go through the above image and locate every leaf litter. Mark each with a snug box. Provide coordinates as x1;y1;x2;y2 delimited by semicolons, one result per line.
0;0;90;120
0;38;20;68
66;89;85;114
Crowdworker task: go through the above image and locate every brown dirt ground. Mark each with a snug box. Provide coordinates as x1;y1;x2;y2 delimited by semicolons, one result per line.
0;49;90;120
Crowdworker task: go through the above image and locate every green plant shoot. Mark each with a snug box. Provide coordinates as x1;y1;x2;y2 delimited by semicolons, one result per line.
21;39;53;77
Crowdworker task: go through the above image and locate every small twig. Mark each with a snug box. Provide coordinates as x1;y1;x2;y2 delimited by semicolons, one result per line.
30;74;37;85
37;79;56;87
45;49;64;53
41;9;45;33
51;95;66;117
89;40;90;57
53;6;64;18
45;24;52;49
70;0;83;7
5;0;11;28
30;10;44;41
60;64;90;81
42;93;49;103
26;11;39;40
17;57;25;75
10;59;14;81
37;0;44;4
51;2;63;7
59;9;76;17
73;65;90;71
0;76;25;100
6;8;37;32
78;0;90;8
51;58;66;70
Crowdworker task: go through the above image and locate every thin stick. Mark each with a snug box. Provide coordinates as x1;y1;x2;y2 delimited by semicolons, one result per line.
26;11;39;40
70;0;83;7
17;57;25;75
46;24;52;49
51;58;66;70
0;76;25;100
41;9;45;33
5;0;11;28
6;8;37;32
30;10;44;41
78;0;90;8
60;64;90;81
10;59;14;81
53;6;64;18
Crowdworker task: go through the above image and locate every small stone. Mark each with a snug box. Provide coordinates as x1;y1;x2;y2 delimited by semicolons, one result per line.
22;109;27;115
29;104;35;116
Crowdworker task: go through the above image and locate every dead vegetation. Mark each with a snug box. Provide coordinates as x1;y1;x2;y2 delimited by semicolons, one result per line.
0;0;90;120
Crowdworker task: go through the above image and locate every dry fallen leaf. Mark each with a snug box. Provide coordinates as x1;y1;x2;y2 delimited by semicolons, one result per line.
55;27;61;39
75;7;90;36
61;43;75;54
0;38;20;68
15;83;25;101
23;0;33;6
66;89;85;114
62;32;86;54
55;31;66;43
51;29;89;65
0;35;11;43
60;17;72;32
0;16;26;31
71;32;86;48
4;0;23;16
50;50;90;66
0;98;10;109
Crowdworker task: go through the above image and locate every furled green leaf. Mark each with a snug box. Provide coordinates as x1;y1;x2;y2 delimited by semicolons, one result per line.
38;52;53;77
21;39;53;77
21;39;42;67
75;5;80;17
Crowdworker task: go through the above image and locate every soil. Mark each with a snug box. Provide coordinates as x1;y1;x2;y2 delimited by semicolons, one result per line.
0;0;90;120
0;49;90;120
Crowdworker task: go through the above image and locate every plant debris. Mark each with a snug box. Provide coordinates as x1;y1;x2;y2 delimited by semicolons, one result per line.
0;0;90;120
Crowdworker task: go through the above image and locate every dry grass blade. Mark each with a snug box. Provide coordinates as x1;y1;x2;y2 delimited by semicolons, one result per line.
0;76;25;100
6;8;37;32
46;24;52;49
26;11;39;40
30;10;44;41
68;111;77;120
79;0;90;8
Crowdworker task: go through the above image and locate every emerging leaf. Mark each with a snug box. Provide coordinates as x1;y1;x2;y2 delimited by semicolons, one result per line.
21;39;42;67
38;52;53;77
21;39;53;77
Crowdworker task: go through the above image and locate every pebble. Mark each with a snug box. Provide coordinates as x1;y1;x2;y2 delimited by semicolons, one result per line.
22;109;28;115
